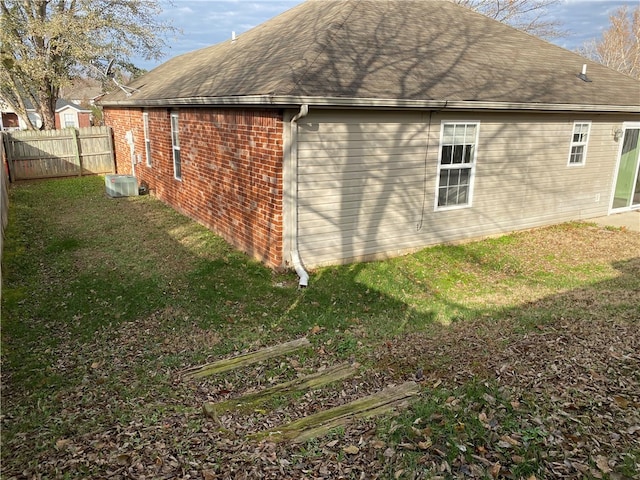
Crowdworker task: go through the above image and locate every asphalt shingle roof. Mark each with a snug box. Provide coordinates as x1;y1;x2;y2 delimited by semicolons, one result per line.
100;0;640;111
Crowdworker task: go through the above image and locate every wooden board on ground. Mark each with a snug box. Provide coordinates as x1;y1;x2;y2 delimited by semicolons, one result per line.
183;337;311;379
253;381;420;444
203;362;360;417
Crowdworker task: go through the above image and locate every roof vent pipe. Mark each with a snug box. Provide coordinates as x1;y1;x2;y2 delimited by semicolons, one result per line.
290;104;310;287
577;64;592;82
231;31;236;42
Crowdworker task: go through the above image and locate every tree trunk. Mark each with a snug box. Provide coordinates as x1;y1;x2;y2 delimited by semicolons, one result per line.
37;86;58;130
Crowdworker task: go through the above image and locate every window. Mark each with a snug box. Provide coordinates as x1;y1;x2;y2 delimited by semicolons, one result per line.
435;122;479;209
568;121;590;165
170;113;181;180
64;113;77;128
143;112;151;167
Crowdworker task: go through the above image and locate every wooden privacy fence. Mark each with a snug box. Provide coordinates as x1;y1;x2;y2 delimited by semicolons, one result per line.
3;126;115;181
1;137;8;294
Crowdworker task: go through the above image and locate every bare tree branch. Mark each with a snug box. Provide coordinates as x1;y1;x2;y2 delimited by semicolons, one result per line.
578;5;639;80
454;0;564;39
0;0;176;129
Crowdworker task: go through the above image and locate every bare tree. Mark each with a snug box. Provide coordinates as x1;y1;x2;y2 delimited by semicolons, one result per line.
455;0;564;39
578;5;640;80
0;0;175;130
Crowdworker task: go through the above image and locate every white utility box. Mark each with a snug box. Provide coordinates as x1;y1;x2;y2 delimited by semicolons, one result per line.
105;174;139;198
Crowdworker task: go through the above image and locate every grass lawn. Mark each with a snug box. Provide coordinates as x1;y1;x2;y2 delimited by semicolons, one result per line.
1;176;639;479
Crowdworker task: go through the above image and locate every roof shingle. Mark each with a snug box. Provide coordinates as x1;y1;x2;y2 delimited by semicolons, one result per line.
100;0;640;111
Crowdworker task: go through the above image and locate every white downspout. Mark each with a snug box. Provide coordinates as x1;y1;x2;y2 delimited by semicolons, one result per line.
290;104;309;287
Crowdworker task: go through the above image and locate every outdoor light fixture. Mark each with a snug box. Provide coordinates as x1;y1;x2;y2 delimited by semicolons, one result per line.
613;128;623;142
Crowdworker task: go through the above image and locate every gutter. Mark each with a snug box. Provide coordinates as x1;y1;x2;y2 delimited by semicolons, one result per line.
289;104;310;287
98;95;640;114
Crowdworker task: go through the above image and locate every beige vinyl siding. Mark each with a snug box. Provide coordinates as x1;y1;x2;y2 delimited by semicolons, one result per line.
295;110;631;267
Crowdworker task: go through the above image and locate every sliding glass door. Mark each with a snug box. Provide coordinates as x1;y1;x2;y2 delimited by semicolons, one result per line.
611;124;640;212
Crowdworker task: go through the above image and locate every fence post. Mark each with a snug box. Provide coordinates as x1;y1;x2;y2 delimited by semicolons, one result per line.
70;128;82;176
107;127;116;174
3;133;15;183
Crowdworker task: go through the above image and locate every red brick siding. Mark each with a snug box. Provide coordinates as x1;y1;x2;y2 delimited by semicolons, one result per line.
103;107;285;268
78;112;92;128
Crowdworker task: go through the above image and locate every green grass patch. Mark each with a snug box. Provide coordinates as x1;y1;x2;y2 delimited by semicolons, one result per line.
2;177;638;478
376;381;546;478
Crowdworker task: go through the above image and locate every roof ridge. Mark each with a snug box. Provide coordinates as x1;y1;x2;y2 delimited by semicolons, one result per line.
286;0;364;94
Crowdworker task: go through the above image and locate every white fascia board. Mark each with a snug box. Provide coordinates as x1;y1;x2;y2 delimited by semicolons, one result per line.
99;95;640;114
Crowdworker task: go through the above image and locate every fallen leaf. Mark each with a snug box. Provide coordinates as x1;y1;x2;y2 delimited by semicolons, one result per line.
612;395;630;408
571;462;589;473
343;445;359;455
55;438;71;450
371;440;386;449
595;455;612;473
310;325;322;335
500;434;520;446
489;463;501;479
115;454;131;466
418;439;432;450
325;439;339;448
627;425;640;435
483;393;496;405
394;469;405;479
202;469;216;480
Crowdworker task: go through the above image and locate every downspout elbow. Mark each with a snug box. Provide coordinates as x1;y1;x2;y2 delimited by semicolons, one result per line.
292;104;309;123
292;250;309;287
290;104;309;287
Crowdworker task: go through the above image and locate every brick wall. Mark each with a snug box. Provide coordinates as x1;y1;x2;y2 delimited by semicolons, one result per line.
103;107;285;268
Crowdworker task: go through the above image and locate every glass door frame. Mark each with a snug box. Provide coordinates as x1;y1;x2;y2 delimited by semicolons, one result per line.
610;121;640;213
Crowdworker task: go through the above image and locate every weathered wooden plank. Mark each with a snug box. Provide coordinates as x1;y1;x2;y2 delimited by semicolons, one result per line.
203;362;359;417
183;337;311;379
253;381;420;443
5;127;115;180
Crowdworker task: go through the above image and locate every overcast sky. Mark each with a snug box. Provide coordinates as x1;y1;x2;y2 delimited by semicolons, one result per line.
140;0;637;70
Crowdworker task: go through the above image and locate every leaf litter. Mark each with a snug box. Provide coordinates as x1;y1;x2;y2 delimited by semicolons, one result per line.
2;207;640;479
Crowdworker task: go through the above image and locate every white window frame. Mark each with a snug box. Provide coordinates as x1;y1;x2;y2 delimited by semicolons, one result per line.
170;113;181;180
143;112;152;167
567;121;591;166
434;121;480;211
64;112;77;128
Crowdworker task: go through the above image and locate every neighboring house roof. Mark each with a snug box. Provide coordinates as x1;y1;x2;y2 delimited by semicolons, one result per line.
99;0;640;112
0;97;91;113
55;99;92;113
60;78;103;104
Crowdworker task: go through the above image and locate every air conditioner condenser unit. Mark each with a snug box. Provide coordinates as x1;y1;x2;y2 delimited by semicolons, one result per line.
105;174;139;198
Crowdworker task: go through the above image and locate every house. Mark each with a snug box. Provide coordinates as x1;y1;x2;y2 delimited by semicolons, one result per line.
0;98;91;130
0;98;40;130
54;99;92;129
99;0;640;285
